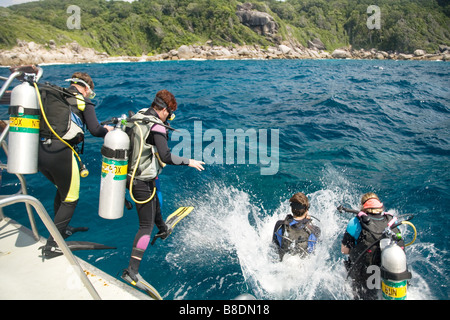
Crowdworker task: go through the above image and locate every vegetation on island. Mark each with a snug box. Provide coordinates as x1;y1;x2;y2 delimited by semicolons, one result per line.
0;0;449;56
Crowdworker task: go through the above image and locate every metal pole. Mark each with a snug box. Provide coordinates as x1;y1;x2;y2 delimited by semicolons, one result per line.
0;195;101;300
0;71;22;99
0;135;40;241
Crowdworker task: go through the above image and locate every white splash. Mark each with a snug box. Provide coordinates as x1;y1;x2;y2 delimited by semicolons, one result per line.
165;167;443;300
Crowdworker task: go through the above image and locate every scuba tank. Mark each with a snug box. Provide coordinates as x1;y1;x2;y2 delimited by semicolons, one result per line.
380;239;412;300
98;117;130;219
98;112;176;219
338;205;416;300
7;81;40;174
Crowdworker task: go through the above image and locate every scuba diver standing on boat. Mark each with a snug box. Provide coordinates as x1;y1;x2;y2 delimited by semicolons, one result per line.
272;192;321;261
121;89;205;290
38;72;113;257
340;192;405;300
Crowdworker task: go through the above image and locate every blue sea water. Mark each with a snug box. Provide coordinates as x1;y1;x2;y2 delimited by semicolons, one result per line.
1;59;449;300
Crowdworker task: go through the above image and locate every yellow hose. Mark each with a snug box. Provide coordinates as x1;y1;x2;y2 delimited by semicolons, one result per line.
34;82;88;177
128;122;156;204
401;220;417;247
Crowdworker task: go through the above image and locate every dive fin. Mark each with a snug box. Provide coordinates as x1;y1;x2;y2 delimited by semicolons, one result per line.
39;241;116;259
121;269;163;300
151;206;193;245
66;241;117;251
166;206;194;229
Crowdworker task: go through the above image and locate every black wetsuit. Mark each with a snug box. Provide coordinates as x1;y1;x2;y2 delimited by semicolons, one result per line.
272;214;321;260
341;213;405;300
38;86;107;245
126;108;189;276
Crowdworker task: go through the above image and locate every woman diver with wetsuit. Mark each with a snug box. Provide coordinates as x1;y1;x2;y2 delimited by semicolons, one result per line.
121;89;204;291
39;72;113;257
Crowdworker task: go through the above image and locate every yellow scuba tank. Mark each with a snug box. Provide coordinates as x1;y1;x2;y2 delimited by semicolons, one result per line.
98;117;130;219
7;81;40;174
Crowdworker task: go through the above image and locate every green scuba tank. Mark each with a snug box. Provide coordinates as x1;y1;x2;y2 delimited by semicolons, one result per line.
380;240;412;300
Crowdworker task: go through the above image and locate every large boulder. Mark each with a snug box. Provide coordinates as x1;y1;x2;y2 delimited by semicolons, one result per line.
177;45;193;59
278;44;292;55
236;3;278;36
414;49;426;57
438;45;450;53
332;49;352;59
308;38;326;50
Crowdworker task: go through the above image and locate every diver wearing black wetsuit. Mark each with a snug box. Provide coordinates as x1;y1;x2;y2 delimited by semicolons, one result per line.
38;74;111;255
123;90;204;286
125;108;189;277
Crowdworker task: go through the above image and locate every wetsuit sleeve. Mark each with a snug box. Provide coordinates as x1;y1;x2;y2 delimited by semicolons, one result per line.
341;231;356;249
82;102;108;137
341;217;360;249
272;220;284;247
152;131;190;165
272;220;287;260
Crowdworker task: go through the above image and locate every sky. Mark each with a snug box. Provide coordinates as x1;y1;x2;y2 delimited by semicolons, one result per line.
0;0;136;8
0;0;38;7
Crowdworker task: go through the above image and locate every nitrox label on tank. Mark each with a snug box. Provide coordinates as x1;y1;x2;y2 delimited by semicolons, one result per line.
101;158;127;180
9;115;40;133
381;279;408;300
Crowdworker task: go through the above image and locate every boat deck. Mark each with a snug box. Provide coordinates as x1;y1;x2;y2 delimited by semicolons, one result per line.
0;217;151;300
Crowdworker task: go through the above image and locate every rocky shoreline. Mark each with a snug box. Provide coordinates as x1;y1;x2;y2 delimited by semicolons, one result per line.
1;39;449;66
1;2;449;66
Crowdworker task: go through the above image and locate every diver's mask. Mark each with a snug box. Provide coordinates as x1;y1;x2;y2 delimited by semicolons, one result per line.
65;78;96;99
167;108;175;121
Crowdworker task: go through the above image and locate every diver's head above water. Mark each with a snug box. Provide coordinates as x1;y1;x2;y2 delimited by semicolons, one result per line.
289;192;310;220
151;89;177;122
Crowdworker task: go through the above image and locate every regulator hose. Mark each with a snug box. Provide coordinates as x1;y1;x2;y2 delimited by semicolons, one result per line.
34;82;89;178
401;220;417;247
345;219;417;279
128;122;156;204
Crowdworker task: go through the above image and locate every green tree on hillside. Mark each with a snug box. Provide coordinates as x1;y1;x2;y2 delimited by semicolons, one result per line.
1;0;449;55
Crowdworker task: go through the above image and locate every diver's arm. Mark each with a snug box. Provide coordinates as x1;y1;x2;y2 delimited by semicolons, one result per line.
341;232;355;254
83;103;110;137
152;131;190;165
341;244;350;254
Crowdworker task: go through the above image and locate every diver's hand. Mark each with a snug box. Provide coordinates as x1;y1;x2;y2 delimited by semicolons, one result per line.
104;125;114;132
189;159;205;171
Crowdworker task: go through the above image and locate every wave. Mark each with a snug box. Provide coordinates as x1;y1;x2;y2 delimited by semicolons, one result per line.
158;165;444;299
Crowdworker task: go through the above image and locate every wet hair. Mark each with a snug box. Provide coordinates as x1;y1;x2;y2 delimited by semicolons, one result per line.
151;89;177;112
361;192;383;214
289;192;310;217
71;72;94;90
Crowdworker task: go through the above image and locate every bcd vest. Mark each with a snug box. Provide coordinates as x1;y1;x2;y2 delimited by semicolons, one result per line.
349;212;396;275
280;215;318;257
126;109;166;181
39;84;85;146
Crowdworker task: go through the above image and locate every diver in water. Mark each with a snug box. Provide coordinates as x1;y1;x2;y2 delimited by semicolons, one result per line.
121;89;205;291
38;72;113;257
272;192;321;261
341;192;405;300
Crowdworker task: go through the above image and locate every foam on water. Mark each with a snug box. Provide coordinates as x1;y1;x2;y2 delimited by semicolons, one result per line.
163;165;445;300
1;60;447;300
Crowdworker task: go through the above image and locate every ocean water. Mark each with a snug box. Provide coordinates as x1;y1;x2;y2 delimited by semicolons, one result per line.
0;59;449;300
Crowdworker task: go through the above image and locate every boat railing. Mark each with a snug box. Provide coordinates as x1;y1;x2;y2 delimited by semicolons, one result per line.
0;123;40;240
0;67;102;300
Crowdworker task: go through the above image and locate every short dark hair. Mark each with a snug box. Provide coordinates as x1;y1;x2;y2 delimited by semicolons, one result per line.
289;192;310;217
